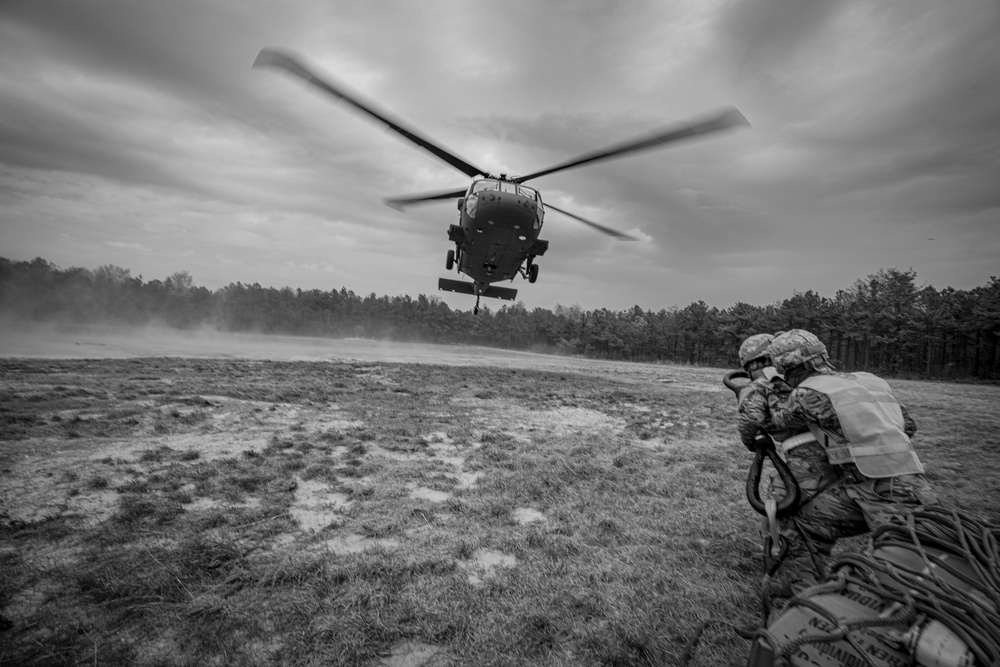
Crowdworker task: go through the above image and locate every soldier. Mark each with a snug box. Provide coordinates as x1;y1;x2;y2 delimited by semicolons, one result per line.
765;329;938;593
736;334;839;596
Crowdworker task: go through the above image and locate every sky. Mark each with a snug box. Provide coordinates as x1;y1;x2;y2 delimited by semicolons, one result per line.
1;0;998;313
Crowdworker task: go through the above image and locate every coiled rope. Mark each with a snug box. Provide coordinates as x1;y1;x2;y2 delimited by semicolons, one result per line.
759;506;1000;666
865;508;1000;665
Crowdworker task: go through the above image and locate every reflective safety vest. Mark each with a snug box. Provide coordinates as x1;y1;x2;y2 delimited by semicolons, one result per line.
798;372;925;479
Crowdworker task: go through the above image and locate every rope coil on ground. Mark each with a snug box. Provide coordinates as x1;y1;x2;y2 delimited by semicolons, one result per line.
761;506;1000;666
866;508;1000;666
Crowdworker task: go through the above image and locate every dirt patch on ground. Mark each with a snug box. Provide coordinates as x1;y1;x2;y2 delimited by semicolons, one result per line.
0;394;363;529
458;548;519;586
380;641;445;667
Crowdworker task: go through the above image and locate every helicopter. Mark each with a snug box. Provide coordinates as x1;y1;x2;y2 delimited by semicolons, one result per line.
253;49;748;313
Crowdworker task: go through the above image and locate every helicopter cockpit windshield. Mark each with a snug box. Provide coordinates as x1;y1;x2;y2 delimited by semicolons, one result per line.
471;179;540;203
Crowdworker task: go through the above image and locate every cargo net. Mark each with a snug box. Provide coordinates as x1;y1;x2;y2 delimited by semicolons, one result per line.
759;506;1000;667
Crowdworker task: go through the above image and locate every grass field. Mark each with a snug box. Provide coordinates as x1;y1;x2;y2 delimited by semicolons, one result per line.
1;343;998;666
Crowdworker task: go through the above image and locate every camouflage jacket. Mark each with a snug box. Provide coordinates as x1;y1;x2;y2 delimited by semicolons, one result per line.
737;376;803;444
768;371;917;440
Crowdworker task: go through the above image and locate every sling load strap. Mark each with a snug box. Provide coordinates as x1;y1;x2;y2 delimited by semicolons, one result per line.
745;436;801;518
723;370;804;518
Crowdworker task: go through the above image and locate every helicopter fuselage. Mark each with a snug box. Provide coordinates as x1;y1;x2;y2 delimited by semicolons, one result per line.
448;177;548;292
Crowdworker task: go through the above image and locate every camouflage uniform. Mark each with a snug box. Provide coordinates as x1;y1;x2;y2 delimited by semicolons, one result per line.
739;376;839;592
767;333;938;593
736;333;840;592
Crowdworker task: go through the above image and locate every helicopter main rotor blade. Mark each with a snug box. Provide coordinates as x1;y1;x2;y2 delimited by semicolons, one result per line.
254;48;488;179
544;203;637;241
385;187;468;210
514;107;749;184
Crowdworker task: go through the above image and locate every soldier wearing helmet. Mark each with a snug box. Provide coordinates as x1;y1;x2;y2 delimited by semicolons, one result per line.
735;333;839;596
765;329;938;593
736;333;792;447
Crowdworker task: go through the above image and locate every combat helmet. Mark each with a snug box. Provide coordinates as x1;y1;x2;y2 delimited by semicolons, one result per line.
769;329;828;374
738;333;774;370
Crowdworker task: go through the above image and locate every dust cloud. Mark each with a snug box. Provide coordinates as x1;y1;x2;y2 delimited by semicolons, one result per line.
0;320;518;364
0;320;727;387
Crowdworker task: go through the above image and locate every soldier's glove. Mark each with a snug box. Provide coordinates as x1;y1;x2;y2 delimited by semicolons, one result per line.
741;425;767;451
769;376;791;393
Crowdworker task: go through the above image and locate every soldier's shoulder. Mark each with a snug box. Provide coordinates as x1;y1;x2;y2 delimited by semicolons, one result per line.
738;383;769;410
788;384;831;404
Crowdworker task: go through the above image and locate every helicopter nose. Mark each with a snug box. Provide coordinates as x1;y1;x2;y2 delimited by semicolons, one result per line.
475;192;536;228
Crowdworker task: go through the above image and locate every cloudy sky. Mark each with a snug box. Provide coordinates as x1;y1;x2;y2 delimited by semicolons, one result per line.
1;0;998;313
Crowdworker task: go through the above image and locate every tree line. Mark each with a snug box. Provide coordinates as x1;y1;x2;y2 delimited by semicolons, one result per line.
2;257;998;380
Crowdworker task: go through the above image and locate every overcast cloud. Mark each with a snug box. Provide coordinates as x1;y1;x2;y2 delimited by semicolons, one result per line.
1;0;997;312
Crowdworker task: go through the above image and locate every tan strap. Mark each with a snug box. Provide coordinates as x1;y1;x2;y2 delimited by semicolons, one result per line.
779;431;817;454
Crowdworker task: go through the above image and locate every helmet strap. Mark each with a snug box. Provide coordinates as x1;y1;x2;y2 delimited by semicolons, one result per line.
784;364;812;388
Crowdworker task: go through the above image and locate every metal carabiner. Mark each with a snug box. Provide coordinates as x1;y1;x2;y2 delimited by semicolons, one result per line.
764;497;781;559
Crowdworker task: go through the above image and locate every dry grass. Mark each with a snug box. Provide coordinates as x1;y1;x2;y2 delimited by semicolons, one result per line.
1;355;997;666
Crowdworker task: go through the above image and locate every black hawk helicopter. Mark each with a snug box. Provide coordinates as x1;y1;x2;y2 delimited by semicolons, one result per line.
254;49;748;313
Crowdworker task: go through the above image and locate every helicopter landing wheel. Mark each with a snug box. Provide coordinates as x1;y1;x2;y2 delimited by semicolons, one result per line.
528;263;539;284
446;249;455;271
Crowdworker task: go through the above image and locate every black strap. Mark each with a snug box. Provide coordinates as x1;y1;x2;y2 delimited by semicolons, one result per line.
746;435;802;518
